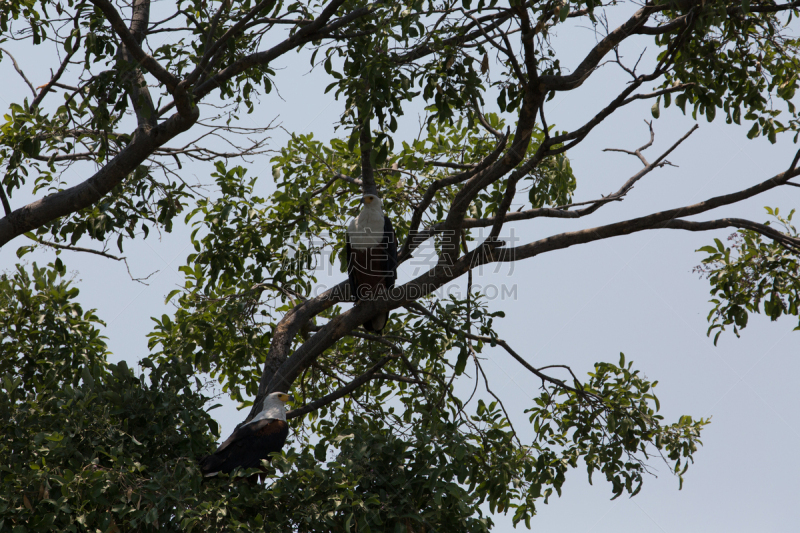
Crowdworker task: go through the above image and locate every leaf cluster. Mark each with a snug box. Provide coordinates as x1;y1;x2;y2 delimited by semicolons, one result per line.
697;207;800;344
657;0;800;141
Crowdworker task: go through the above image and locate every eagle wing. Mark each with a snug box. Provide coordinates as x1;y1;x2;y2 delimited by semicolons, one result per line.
199;418;289;476
383;215;398;289
344;213;398;331
345;232;359;300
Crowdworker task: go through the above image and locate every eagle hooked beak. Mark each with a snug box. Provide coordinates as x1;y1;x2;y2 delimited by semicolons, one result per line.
277;393;295;403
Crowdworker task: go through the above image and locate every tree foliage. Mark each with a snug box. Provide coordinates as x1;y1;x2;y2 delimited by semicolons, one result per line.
1;0;799;530
2;264;707;531
696;208;800;343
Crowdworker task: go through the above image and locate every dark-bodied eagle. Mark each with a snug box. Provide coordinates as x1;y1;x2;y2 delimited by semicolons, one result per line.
199;392;293;478
346;194;398;332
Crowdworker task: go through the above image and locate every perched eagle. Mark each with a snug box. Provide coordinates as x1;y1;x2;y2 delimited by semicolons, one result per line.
199;392;293;479
346;194;398;332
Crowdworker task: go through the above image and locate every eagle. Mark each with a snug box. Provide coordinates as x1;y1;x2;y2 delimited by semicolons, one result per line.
199;392;294;479
346;194;398;332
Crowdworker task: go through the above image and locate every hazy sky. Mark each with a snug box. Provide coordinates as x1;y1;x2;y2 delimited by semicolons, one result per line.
1;3;799;531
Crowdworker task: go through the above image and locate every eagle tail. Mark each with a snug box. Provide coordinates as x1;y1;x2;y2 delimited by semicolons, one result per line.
366;312;388;333
199;454;224;477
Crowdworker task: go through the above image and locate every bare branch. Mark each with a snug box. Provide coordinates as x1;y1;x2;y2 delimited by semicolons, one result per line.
496;162;800;262
621;83;696;106
34;239;125;260
462;124;699;228
471;96;503;140
31;239;158;284
31;14;79;111
468;344;523;447
603;120;656;166
0;48;36;96
431;161;477;170
407;301;592;399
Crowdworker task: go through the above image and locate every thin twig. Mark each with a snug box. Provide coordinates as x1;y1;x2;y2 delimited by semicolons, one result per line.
32;239;157;284
287;353;398;419
0;48;36;96
468;344;523;447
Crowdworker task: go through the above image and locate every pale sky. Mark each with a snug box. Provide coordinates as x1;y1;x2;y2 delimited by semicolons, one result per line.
1;4;799;531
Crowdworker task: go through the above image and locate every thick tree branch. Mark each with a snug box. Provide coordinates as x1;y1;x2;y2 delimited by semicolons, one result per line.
496;165;800;262
0;107;199;247
263;243;506;398
359;108;378;197
89;0;179;92
437;31;548;262
663;218;800;253
117;0;158;129
0;188;11;217
539;5;656;91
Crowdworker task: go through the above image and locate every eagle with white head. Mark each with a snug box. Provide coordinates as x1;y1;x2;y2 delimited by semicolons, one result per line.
346;194;398;332
199;392;294;479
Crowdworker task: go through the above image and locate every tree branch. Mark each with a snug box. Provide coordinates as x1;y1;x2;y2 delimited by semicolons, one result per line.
0;188;11;217
117;0;158;129
496;164;800;262
407;301;592;399
31;49;78;110
193;0;358;101
187;0;277;87
287;353;397;419
539;5;656;91
359;106;378;197
663;218;800;253
0;48;36;96
0;105;199;247
88;0;179;92
399;130;509;261
31;239;157;284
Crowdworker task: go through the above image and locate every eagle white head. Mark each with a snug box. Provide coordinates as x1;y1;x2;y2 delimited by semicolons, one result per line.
247;392;294;424
362;194;382;210
348;194;385;249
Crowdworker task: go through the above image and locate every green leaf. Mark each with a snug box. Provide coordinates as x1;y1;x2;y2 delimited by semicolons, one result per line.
454;346;469;375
